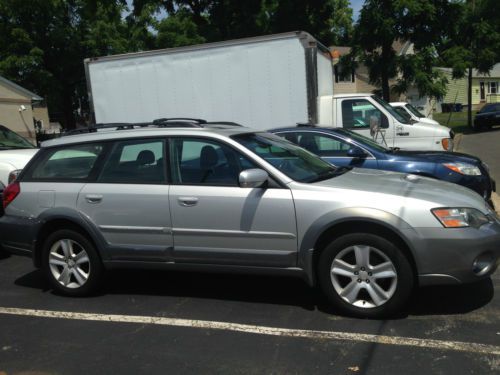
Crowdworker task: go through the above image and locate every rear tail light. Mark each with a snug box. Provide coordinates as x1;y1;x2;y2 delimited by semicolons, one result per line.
3;181;20;209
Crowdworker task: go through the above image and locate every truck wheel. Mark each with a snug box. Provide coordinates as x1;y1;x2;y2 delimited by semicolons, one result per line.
42;229;104;296
318;233;414;318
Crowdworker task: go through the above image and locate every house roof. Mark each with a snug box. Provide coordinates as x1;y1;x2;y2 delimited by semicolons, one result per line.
0;75;43;101
329;40;413;57
438;63;500;78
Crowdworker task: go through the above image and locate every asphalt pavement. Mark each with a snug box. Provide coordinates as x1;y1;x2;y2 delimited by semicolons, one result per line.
0;252;498;374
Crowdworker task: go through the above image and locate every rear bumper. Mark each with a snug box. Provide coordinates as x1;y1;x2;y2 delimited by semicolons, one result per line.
403;221;500;286
0;215;39;257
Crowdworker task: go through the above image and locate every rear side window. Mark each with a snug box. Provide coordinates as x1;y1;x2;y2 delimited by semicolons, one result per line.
29;143;105;181
98;139;166;184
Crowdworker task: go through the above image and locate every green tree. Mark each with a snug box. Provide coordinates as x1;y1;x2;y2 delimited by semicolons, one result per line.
350;0;461;102
0;0;130;129
441;0;500;128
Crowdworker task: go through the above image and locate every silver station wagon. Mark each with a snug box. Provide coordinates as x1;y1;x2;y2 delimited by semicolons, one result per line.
1;119;499;318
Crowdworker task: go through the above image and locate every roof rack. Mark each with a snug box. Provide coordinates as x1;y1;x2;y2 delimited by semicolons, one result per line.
62;118;243;136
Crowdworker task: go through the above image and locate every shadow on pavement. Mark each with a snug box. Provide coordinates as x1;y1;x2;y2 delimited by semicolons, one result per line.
0;247;11;260
15;268;495;318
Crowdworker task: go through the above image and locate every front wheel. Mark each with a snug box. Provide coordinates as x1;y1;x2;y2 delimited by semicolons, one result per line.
318;233;414;318
42;229;104;296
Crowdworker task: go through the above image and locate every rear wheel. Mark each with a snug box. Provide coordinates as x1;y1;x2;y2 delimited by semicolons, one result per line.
42;229;104;296
318;233;414;318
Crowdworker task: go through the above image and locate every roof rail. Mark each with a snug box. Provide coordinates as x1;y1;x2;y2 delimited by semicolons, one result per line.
61;118;244;137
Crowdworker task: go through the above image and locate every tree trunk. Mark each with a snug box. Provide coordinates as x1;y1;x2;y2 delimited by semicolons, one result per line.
467;66;473;128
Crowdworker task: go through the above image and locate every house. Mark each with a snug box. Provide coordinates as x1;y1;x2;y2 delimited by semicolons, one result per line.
440;64;500;110
329;41;413;102
0;76;49;141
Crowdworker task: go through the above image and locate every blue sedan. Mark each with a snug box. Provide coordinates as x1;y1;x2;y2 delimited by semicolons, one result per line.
270;125;496;205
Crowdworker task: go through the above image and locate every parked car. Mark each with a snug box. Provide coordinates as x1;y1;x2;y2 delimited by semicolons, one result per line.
1;119;499;318
390;102;440;126
270;125;496;206
0;125;38;186
474;103;500;131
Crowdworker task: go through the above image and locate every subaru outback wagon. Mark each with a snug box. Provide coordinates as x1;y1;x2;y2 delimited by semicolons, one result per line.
1;119;499;318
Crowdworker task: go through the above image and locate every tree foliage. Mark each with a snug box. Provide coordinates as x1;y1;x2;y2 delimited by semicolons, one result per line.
350;1;463;101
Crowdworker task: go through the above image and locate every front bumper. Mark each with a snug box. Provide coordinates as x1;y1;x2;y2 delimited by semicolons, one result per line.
403;221;500;286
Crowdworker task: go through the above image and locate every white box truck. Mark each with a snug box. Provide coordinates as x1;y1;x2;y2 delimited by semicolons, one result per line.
84;31;453;151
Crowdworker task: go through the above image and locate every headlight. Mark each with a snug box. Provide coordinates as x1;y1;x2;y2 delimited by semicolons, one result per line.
432;208;490;228
443;162;481;176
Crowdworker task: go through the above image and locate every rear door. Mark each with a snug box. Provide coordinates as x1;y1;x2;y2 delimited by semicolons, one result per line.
77;138;173;262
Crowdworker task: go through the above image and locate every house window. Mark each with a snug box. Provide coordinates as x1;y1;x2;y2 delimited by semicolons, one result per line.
488;82;498;94
334;65;355;83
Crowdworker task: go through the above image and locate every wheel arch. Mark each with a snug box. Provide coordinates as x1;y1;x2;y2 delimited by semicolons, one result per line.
298;208;419;286
33;210;108;268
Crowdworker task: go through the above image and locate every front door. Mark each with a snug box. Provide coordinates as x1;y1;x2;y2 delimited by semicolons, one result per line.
480;82;485;102
77;138;172;262
168;137;297;267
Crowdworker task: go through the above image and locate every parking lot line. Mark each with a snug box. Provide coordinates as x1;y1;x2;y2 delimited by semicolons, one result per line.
0;306;499;356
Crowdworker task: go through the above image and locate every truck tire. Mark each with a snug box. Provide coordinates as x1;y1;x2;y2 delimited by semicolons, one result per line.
42;229;104;296
318;233;414;318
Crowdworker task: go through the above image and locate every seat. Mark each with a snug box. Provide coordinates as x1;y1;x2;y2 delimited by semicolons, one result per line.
136;150;155;167
200;145;218;182
298;134;320;154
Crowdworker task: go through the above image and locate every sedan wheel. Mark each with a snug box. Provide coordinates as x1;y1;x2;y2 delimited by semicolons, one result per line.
48;239;90;289
318;233;414;318
42;229;104;296
330;245;397;308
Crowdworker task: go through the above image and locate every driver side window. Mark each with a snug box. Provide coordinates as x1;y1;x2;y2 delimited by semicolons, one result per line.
168;138;257;186
294;132;352;157
341;99;388;130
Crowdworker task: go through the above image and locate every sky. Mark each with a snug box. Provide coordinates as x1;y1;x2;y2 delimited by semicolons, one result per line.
350;0;364;20
124;0;365;21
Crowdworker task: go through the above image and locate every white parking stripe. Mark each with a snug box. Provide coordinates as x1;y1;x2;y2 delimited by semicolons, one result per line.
0;306;499;356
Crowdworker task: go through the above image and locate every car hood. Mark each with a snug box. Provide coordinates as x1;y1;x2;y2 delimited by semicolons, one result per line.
412;121;451;137
311;168;486;211
388;150;482;165
418;117;440;126
0;148;38;169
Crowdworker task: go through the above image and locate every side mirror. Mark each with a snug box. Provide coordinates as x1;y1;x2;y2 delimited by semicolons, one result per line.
239;168;269;188
347;146;367;158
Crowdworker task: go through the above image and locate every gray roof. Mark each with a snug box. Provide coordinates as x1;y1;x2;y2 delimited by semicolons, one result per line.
437;63;500;78
0;75;43;101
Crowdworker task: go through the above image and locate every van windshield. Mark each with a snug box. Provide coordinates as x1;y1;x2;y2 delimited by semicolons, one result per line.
372;96;411;125
233;133;345;183
405;103;426;118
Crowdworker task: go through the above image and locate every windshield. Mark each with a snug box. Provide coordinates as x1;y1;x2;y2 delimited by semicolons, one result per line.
405;104;425;118
0;126;35;149
393;107;413;122
371;95;411;124
233;133;339;183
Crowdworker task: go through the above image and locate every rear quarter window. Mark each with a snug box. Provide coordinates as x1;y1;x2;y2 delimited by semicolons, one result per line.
26;143;105;181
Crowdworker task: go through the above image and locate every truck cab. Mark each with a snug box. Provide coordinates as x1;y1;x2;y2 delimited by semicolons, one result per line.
318;94;453;151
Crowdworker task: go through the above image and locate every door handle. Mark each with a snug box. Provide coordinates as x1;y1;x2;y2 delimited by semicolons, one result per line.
178;197;198;207
85;194;103;204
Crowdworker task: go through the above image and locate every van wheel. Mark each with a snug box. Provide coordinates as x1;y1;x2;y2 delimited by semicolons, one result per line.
42;229;104;296
318;233;414;318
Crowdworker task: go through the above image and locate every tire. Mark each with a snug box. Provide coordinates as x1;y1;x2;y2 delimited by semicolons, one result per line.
318;233;414;318
42;229;104;296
